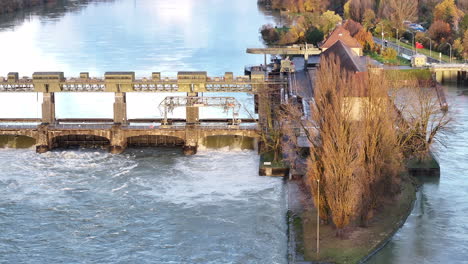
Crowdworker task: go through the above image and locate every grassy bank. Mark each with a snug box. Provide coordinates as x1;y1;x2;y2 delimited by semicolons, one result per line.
367;51;411;66
407;152;440;170
384;68;433;81
293;173;416;263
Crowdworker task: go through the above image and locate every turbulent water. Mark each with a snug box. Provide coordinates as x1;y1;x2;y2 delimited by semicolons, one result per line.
1;0;468;263
0;148;287;263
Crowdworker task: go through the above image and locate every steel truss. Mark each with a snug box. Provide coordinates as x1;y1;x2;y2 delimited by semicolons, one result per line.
158;96;241;125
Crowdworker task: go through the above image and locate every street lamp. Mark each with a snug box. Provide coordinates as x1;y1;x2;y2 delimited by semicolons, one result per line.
404;30;415;55
423;37;432;58
378;23;385;55
441;42;452;63
392;27;400;55
381;31;386;55
316;179;320;258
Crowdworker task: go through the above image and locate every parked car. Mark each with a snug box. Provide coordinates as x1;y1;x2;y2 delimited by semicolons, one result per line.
408;23;426;32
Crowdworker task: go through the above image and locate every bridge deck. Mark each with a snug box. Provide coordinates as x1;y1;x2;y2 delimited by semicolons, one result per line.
431;64;468;70
0;118;258;123
0;123;258;131
0;76;286;93
246;46;321;55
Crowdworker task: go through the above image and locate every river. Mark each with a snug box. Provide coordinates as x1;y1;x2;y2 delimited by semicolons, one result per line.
0;0;288;263
1;1;468;263
368;86;468;263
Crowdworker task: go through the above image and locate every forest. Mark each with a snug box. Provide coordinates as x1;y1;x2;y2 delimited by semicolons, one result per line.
259;0;468;60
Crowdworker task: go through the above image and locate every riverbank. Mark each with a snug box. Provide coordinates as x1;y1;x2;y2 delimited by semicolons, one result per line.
0;0;55;15
288;173;417;263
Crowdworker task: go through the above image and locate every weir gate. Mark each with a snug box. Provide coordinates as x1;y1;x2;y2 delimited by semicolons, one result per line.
431;64;468;86
0;71;287;154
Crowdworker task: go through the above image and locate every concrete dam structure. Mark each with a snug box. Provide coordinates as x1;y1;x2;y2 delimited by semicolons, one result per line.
431;64;468;85
0;71;286;154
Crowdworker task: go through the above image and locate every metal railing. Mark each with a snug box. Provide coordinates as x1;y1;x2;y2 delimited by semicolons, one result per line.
0;124;39;129
0;122;258;131
49;124;113;130
431;63;468;69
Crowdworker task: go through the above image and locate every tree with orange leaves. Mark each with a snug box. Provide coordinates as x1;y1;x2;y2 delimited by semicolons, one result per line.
354;28;374;51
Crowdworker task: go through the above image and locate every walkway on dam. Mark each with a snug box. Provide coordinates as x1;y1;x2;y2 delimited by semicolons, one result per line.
0;123;257;130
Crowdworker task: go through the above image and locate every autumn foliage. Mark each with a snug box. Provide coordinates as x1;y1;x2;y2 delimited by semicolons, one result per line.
259;10;342;45
354;28;374;51
433;0;464;26
307;55;402;235
265;0;328;13
260;0;468;58
429;20;452;42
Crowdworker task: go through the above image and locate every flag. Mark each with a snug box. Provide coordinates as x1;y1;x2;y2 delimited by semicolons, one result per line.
416;42;424;49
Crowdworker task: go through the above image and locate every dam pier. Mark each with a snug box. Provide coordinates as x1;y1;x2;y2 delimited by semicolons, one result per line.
0;71;286;154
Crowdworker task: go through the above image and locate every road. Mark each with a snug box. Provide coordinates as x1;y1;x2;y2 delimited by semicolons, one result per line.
373;37;441;63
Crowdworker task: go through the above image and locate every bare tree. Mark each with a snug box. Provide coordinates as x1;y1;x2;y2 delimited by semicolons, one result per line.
358;69;402;226
349;0;374;22
298;59;406;233
391;83;453;161
307;54;363;236
380;0;418;29
247;82;285;163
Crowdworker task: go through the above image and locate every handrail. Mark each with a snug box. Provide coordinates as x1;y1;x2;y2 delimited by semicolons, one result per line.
0;123;258;130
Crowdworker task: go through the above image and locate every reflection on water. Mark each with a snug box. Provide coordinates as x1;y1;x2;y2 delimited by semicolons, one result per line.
368;85;468;263
0;0;276;77
0;0;269;119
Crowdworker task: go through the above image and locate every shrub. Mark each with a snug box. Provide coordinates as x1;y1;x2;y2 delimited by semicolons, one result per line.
382;47;398;61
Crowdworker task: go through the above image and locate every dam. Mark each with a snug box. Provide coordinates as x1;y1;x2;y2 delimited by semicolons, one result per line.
0;71;286;154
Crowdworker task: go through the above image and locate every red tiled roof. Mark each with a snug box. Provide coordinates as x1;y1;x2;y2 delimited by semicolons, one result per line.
320;26;362;49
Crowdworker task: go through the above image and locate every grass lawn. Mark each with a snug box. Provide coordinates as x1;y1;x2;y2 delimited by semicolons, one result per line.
384;68;433;81
367;51;411;66
294;173;416;263
407;154;440;169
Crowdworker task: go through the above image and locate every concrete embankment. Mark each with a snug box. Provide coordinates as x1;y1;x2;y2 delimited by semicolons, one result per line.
0;135;36;148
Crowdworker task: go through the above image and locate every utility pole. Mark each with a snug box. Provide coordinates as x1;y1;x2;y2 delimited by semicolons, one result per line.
316;179;320;258
441;43;453;63
393;28;399;55
424;37;432;58
380;23;385;55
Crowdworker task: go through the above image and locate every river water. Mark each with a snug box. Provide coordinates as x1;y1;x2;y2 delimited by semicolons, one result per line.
1;1;468;263
368;86;468;263
0;0;288;263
